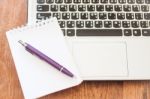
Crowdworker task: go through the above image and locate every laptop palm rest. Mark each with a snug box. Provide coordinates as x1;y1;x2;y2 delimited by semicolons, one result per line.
72;41;128;77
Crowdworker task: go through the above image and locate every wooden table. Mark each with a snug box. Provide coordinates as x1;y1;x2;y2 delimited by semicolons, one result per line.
0;0;150;99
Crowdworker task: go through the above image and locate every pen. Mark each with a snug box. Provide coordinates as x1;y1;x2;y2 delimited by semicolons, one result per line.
18;40;74;78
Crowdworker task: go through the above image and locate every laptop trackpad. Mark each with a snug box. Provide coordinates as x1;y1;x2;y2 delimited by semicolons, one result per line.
72;41;128;77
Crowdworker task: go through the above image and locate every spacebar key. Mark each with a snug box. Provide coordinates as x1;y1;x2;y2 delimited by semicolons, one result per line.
76;29;123;36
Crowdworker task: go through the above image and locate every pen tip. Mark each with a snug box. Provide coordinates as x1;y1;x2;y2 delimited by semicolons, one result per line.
18;40;22;43
18;40;26;47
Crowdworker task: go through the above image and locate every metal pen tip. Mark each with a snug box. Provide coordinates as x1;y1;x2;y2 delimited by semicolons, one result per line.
18;40;26;47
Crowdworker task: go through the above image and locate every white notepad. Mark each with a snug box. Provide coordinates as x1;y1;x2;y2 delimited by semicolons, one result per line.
6;18;82;99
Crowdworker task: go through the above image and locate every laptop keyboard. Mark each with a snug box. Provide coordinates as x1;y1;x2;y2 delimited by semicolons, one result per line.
36;0;150;36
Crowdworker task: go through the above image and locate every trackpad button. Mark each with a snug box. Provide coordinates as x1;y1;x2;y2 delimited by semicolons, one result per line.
73;41;128;77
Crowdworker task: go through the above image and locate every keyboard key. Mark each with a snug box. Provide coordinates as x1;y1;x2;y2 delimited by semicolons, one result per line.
144;13;150;20
64;0;72;3
141;5;149;12
37;5;49;11
83;0;90;3
126;13;134;20
74;0;81;3
76;21;84;28
50;5;58;11
131;21;139;28
92;0;99;3
87;5;95;11
136;0;144;4
76;29;122;36
133;29;141;36
135;13;143;20
122;21;130;28
101;0;108;3
104;21;112;28
37;13;51;20
78;5;86;11
55;0;63;3
71;13;79;19
95;21;103;28
67;21;75;28
81;13;88;19
67;29;75;36
108;13;116;19
140;21;149;28
85;21;93;28
99;13;107;19
69;5;77;11
118;0;126;3
46;0;54;3
60;5;68;11
127;0;135;4
114;5;122;11
90;13;98;19
113;21;121;28
124;29;132;36
145;0;150;4
96;5;104;11
117;13;125;20
37;0;45;4
142;29;150;36
123;5;131;12
132;5;140;12
53;13;61;19
109;0;117;3
62;13;70;19
105;5;113;11
58;21;65;28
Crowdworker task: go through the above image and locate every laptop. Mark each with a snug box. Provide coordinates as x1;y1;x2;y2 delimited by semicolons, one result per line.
28;0;150;80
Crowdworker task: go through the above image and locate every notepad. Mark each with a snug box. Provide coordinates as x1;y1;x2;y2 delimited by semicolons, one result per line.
6;18;82;99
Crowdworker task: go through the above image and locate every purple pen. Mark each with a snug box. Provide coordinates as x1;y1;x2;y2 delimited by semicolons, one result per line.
18;40;74;78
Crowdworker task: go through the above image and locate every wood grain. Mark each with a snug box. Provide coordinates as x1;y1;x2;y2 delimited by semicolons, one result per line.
0;0;150;99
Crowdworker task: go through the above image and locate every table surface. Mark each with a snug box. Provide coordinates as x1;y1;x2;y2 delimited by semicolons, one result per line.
0;0;150;99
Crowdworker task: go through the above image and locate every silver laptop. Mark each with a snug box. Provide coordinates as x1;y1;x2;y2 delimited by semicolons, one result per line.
28;0;150;80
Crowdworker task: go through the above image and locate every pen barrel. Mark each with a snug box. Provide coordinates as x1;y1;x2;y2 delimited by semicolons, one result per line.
25;44;73;77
